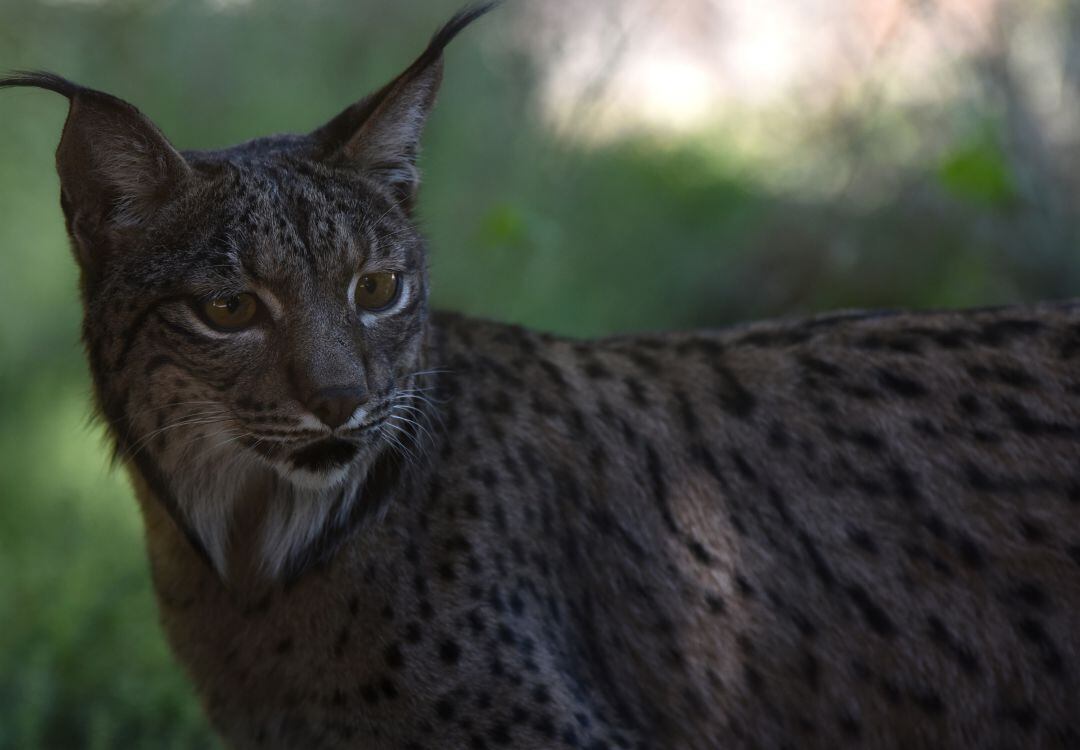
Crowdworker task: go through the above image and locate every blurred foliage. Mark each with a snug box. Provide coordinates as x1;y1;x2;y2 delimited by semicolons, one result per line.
0;0;1077;747
938;127;1018;208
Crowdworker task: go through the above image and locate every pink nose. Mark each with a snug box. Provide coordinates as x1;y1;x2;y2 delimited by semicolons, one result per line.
305;386;368;429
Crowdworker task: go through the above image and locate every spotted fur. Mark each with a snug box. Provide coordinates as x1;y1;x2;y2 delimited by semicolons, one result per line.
6;5;1080;749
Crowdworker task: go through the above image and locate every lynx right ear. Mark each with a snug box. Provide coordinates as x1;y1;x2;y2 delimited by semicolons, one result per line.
0;72;190;274
310;3;498;210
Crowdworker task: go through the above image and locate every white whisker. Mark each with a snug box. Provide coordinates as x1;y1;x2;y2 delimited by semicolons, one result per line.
126;399;221;421
381;422;418;463
388;413;435;450
120;412;229;462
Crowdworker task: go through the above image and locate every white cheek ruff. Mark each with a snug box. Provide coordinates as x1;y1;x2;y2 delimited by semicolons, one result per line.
159;422;371;581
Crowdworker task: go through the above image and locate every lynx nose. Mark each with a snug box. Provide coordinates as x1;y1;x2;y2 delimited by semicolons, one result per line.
306;386;369;430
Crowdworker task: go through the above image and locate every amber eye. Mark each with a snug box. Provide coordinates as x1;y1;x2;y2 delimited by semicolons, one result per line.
355;272;400;312
201;293;259;331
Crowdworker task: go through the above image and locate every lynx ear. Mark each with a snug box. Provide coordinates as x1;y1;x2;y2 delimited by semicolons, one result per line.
311;3;497;210
0;72;190;272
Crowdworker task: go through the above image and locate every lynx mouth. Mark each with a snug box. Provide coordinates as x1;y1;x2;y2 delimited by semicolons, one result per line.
289;438;360;473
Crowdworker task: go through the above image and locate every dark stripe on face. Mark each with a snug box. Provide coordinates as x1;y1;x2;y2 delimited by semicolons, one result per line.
145;355;178;377
157;314;208;343
115;303;162;368
115;295;189;369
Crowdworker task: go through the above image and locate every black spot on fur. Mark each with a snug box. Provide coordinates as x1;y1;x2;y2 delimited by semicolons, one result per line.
877;368;928;398
439;638;462;665
1016;618;1066;679
846;585;896;637
927;616;981;677
384;643;405;670
711;362;757;418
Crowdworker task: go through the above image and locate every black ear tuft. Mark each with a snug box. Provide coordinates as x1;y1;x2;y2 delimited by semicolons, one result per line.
311;2;500;210
0;70;85;98
413;2;503;74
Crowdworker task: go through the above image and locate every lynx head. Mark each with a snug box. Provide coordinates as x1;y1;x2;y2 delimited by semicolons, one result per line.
1;4;497;581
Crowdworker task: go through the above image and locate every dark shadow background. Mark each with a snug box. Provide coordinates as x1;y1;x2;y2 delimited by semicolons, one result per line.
0;0;1077;746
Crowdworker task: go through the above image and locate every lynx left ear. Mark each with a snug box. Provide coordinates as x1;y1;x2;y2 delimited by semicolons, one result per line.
311;3;498;209
0;72;190;274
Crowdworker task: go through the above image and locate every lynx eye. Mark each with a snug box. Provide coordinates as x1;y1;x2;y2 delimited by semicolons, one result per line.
356;272;400;312
201;293;259;331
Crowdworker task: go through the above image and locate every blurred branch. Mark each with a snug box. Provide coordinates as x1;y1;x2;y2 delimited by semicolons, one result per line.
971;1;1079;295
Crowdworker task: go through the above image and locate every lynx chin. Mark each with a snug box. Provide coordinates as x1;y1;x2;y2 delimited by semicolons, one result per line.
4;3;1080;748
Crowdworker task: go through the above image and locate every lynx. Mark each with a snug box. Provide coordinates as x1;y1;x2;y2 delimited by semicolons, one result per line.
5;4;1080;748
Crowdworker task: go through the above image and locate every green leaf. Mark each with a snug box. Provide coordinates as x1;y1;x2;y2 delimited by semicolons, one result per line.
938;135;1017;208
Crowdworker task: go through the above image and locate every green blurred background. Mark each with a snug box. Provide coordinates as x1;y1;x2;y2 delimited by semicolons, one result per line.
0;0;1077;746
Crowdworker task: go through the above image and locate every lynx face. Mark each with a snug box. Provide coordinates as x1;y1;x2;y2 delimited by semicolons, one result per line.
101;155;432;578
2;6;493;579
113;157;429;489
